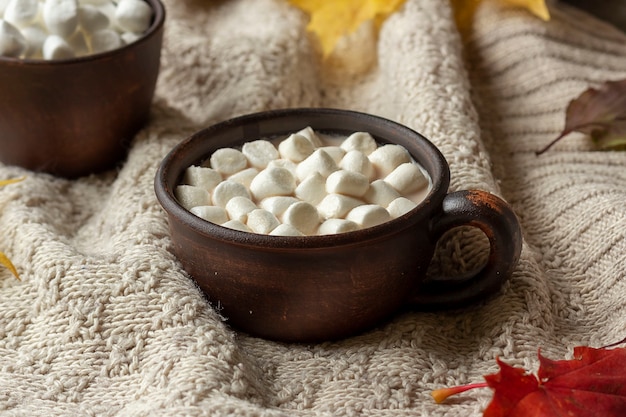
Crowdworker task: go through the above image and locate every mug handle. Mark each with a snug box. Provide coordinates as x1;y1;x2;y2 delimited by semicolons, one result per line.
408;190;522;309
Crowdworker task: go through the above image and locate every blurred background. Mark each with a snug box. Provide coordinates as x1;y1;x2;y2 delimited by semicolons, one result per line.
562;0;626;31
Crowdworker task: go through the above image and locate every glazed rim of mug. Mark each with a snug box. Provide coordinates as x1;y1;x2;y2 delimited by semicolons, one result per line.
0;0;165;65
155;108;451;249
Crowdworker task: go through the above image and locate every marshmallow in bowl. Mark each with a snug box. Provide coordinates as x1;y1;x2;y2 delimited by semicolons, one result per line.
43;0;79;38
0;19;26;57
387;197;418;219
115;0;151;33
0;0;154;59
211;180;251;208
278;133;315;163
225;196;257;223
384;162;430;194
4;0;39;28
189;205;229;225
317;218;359;235
242;140;279;169
295;149;338;181
368;144;412;177
282;201;319;236
249;166;297;201
43;34;74;59
176;127;431;236
246;209;280;235
345;204;391;229
317;193;363;220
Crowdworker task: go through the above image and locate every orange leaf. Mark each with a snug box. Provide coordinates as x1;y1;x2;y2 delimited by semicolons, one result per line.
287;0;407;57
431;382;488;403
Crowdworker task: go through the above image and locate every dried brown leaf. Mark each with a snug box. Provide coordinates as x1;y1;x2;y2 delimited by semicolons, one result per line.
538;79;626;154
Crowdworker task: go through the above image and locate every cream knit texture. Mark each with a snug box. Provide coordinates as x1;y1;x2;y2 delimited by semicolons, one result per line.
1;0;625;416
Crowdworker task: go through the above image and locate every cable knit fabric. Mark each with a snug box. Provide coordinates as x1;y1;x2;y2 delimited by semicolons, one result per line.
1;1;625;416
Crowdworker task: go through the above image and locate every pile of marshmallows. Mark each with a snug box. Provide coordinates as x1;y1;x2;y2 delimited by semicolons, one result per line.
0;0;153;59
176;128;431;237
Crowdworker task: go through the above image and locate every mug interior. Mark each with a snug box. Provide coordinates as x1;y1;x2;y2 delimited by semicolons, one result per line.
155;108;451;248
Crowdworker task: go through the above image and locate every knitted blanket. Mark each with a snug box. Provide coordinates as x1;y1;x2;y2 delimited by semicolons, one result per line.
1;0;625;415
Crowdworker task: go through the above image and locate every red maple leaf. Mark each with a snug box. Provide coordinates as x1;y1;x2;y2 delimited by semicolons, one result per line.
432;338;626;416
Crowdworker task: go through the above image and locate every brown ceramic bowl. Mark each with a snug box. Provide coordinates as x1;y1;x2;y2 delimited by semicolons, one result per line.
0;0;165;178
155;108;522;342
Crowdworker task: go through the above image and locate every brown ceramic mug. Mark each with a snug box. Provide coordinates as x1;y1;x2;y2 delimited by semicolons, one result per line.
0;0;165;178
155;108;522;342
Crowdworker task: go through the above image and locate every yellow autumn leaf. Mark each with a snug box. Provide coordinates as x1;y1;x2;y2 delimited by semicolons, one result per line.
503;0;550;20
0;176;24;280
0;251;19;280
0;177;25;187
288;0;407;57
451;0;550;33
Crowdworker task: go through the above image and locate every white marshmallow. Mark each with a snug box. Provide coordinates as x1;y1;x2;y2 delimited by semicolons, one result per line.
282;201;319;235
242;140;279;169
363;179;401;207
211;180;251;208
317;194;363;220
221;220;251;233
346;204;391;229
340;131;377;155
0;0;153;60
269;224;305;237
78;0;113;5
0;0;10;16
295;126;323;147
115;0;152;33
296;149;338;181
120;30;141;45
278;133;315;163
93;1;116;24
318;218;359;235
387;197;418;218
176;128;432;236
225;196;257;223
368;144;412;177
175;185;210;210
319;146;345;164
266;159;297;178
89;28;122;53
0;19;26;57
246;209;280;234
249;166;296;201
189;205;229;225
227;167;258;189
384;162;429;194
182;166;222;191
43;0;79;38
78;4;110;33
259;196;299;218
339;150;374;180
325;169;369;198
210;148;248;176
4;0;38;28
294;172;326;206
21;25;46;58
43;34;74;59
